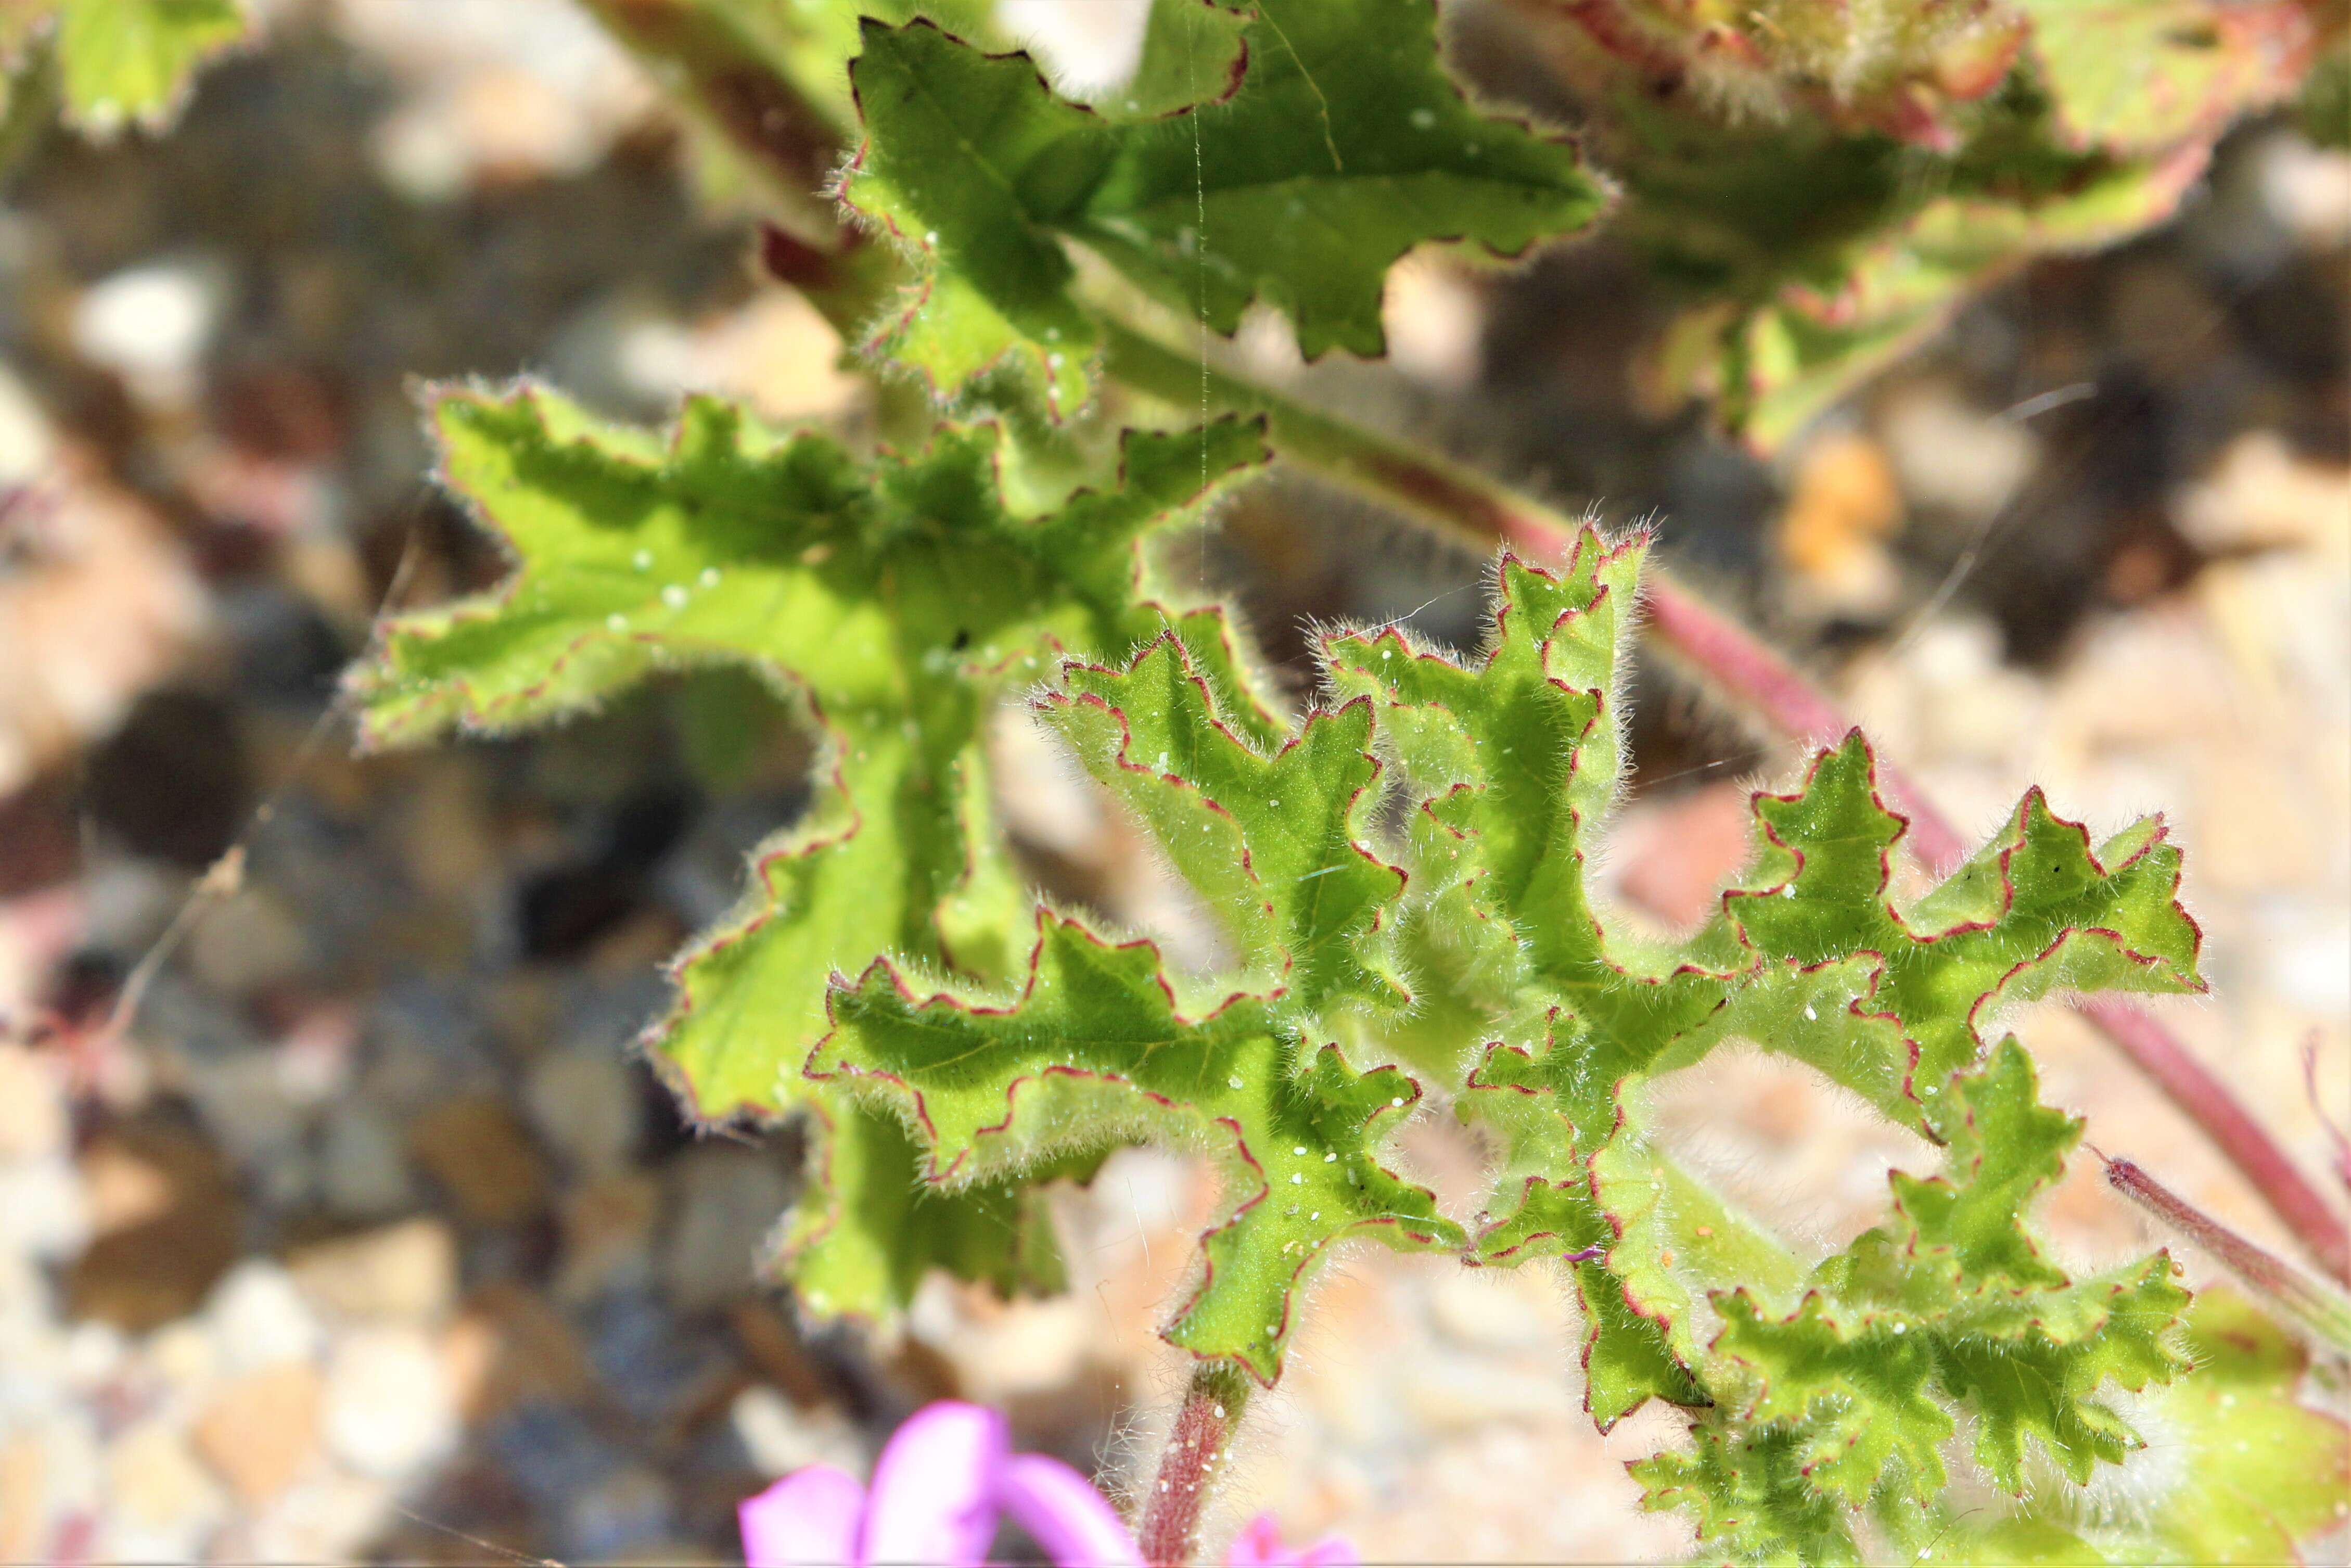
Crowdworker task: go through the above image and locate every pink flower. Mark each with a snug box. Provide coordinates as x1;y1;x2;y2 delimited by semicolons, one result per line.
738;1400;1352;1568
1222;1514;1357;1568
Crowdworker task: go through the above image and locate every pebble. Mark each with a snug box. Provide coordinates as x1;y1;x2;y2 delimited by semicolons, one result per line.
288;1217;458;1324
193;1362;322;1504
245;1469;390;1564
72;261;219;404
100;1418;227;1562
658;1146;791;1314
0;1044;68;1162
144;1319;219;1408
562;1462;675;1562
730;1385;865;1480
0;1156;90;1262
68;1125;240;1331
445;1281;594;1421
185;887;311;995
321;1326;458;1480
525;1043;641;1176
316;1101;416;1217
408;1095;551;1229
1426;1270;1562;1356
554;1169;659;1302
206;1259;323;1373
0;1434;46;1561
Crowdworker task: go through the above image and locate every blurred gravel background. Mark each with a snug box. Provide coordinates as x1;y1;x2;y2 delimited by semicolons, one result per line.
0;1;2344;1562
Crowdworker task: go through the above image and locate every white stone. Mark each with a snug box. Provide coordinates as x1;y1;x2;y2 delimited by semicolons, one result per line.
729;1385;866;1480
1880;385;2037;521
0;1157;89;1261
100;1418;227;1563
59;1319;126;1393
321;1327;457;1480
72;262;219;402
249;1470;392;1565
207;1259;324;1373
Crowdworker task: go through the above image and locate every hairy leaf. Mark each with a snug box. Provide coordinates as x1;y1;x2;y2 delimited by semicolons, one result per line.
842;0;1605;409
1637;1047;2194;1562
1321;533;2195;1431
813;627;1462;1380
53;0;244;132
354;385;1267;1316
2018;0;2314;155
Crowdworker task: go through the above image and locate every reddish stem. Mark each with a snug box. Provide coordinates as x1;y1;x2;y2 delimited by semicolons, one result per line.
1138;1364;1250;1568
2083;1002;2349;1282
2106;1154;2351;1352
1639;575;1967;870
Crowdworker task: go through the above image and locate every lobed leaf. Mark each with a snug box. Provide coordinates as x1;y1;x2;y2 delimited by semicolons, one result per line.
56;0;245;133
354;384;1268;1318
812;910;1463;1383
809;623;1462;1380
842;0;1605;410
1673;1043;2195;1561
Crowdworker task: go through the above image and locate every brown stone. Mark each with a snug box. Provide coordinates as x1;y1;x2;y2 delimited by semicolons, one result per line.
448;1281;593;1422
554;1170;658;1302
406;1096;548;1229
68;1121;240;1331
193;1362;322;1505
729;1301;831;1410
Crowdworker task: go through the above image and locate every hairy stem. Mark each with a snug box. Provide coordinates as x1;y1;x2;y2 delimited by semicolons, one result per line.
2106;1154;2351;1355
1101;313;2350;1283
1137;1363;1251;1567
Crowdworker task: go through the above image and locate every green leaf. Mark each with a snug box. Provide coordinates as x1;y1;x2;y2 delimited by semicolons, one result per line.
2029;1286;2347;1562
1320;525;2202;1512
2017;0;2305;155
1630;1423;1858;1568
1045;635;1407;1017
812;623;1463;1381
813;912;1463;1383
843;1;1605;408
56;0;245;133
1727;734;2203;1129
784;1102;1090;1318
1675;1043;2194;1561
1100;0;1250;120
355;385;1268;1317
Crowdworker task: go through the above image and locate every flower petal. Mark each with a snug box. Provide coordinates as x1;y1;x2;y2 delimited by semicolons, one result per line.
1225;1514;1283;1567
1224;1513;1357;1568
998;1452;1144;1568
859;1400;1010;1567
740;1465;867;1568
